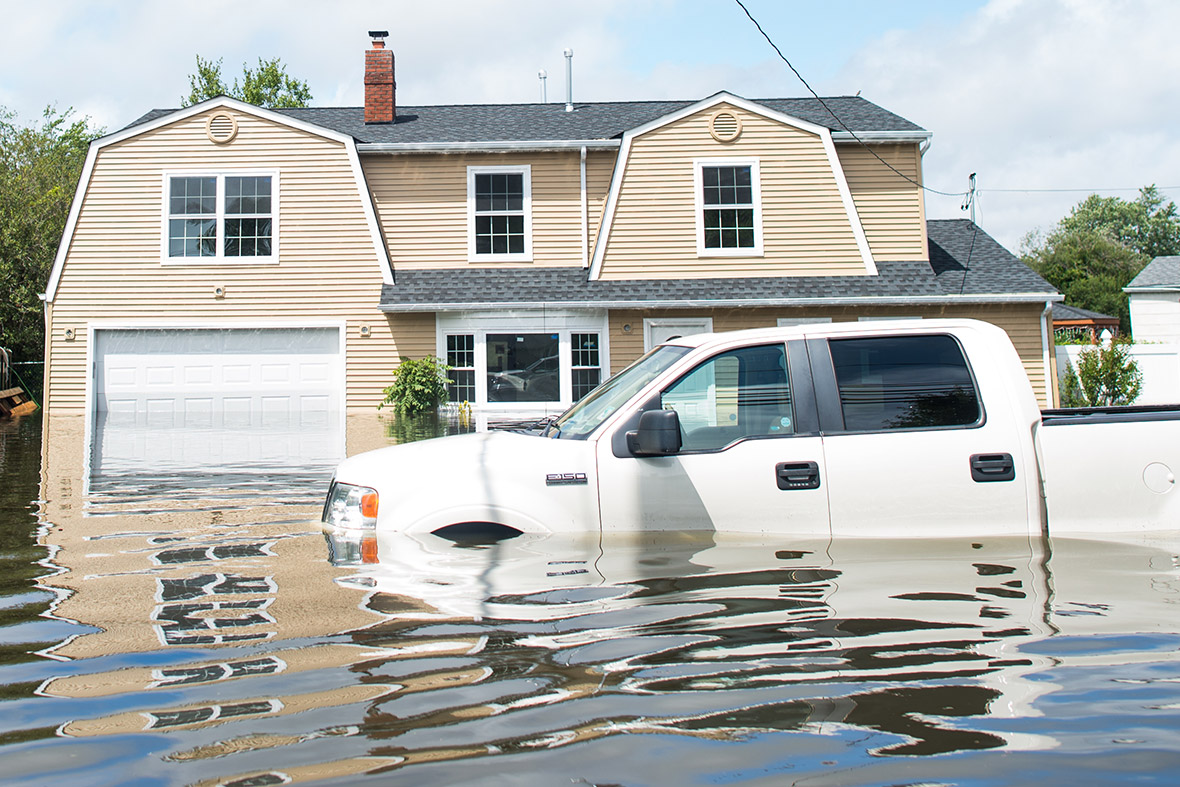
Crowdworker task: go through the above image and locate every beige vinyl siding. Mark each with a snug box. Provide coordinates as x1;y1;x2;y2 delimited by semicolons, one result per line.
607;303;1051;406
363;150;612;269
586;149;616;252
598;103;871;280
46;108;400;414
836;143;928;261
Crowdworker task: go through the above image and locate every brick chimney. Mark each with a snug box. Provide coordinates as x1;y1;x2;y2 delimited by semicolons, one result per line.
365;30;395;124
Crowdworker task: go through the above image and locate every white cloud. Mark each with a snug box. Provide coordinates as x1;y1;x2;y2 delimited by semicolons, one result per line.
836;0;1180;250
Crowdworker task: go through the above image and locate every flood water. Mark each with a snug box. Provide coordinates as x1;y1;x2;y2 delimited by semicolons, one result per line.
3;411;1180;785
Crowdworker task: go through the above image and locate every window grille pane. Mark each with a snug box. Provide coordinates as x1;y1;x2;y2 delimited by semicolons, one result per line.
169;218;217;257
571;333;600;368
702;166;752;207
225;218;272;257
475;173;523;212
829;335;981;431
170;177;216;215
226;176;271;215
703;208;755;248
448;370;475;403
476;214;525;255
572;369;601;400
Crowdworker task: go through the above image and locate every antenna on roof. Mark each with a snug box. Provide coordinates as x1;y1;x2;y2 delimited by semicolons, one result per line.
961;173;977;224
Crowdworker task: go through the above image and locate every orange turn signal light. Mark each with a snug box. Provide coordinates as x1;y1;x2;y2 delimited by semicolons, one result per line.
360;492;379;519
361;535;379;564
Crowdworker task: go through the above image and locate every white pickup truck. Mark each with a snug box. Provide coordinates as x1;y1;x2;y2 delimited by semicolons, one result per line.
323;319;1180;559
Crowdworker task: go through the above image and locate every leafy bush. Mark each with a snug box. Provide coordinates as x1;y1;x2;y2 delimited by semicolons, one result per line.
379;356;452;414
1065;338;1142;407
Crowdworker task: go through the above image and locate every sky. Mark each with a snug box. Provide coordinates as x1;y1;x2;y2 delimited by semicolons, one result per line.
2;0;1178;254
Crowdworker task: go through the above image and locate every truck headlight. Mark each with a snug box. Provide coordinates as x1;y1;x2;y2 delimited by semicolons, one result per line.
322;481;379;530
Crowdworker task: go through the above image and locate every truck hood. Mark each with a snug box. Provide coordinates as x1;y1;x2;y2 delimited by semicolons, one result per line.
333;431;601;536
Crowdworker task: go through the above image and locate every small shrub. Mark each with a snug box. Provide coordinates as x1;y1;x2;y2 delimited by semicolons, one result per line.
379;356;451;414
1058;360;1087;407
1072;338;1142;406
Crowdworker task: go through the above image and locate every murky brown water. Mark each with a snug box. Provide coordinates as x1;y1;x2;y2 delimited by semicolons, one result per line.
3;411;1180;785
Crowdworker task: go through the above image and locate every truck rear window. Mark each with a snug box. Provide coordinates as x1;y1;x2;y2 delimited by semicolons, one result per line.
828;335;981;431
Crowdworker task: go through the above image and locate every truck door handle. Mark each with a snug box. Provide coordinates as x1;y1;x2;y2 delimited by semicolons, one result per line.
970;453;1015;482
777;461;821;490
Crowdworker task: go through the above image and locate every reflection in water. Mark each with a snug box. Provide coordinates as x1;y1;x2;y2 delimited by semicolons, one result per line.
3;413;1180;784
89;407;343;508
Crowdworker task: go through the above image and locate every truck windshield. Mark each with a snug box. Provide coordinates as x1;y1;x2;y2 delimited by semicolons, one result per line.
543;344;692;439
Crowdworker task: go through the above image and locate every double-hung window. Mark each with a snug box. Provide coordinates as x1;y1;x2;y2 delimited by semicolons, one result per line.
166;173;276;262
694;159;763;256
467;165;532;262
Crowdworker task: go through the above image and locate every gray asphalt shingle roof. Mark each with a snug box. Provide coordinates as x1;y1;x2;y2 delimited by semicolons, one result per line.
1126;256;1180;289
126;95;924;143
1052;303;1117;322
379;220;1056;311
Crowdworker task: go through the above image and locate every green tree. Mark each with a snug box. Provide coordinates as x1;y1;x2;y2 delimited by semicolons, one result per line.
1023;186;1180;332
0;106;103;366
183;56;313;108
1057;186;1180;259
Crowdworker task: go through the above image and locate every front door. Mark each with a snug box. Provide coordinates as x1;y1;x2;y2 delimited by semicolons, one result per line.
597;342;831;537
644;318;713;351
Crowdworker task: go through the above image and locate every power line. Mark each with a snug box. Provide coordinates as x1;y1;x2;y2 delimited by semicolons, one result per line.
733;0;967;200
980;185;1180;194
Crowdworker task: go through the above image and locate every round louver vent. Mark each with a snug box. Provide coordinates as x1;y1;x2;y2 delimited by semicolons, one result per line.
709;110;742;142
205;112;239;144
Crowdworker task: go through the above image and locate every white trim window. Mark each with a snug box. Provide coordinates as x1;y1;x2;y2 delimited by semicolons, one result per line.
570;333;602;401
164;172;277;262
694;158;763;257
467;165;532;262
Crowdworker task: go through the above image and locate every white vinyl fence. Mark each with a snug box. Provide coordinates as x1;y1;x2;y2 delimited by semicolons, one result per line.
1056;344;1180;405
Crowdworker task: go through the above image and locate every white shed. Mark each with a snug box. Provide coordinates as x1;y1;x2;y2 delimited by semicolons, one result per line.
1126;256;1180;343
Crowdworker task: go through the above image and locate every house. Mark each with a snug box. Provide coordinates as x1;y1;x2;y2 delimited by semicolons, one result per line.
1126;256;1180;343
42;32;1061;455
1052;303;1119;345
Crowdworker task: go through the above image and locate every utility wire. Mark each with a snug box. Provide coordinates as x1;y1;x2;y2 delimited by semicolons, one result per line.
980;185;1180;194
733;0;967;199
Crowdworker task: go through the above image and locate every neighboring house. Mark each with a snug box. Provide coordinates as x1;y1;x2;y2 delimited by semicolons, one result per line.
42;33;1061;453
1052;303;1119;345
1126;256;1180;343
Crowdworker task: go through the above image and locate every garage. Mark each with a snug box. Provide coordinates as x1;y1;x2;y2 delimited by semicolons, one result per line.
89;326;345;483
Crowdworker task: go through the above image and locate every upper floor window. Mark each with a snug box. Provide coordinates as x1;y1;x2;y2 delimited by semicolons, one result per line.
468;165;532;262
695;159;763;257
165;173;276;262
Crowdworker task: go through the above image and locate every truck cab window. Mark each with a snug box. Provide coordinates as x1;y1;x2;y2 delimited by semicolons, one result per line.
661;344;793;451
828;334;981;431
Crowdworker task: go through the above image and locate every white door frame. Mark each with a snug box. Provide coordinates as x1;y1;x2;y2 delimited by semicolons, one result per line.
643;317;714;352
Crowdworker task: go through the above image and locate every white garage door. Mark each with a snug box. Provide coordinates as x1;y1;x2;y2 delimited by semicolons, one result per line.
90;327;344;485
95;327;342;423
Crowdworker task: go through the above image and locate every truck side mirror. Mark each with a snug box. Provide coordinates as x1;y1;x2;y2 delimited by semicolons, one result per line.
626;409;682;457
